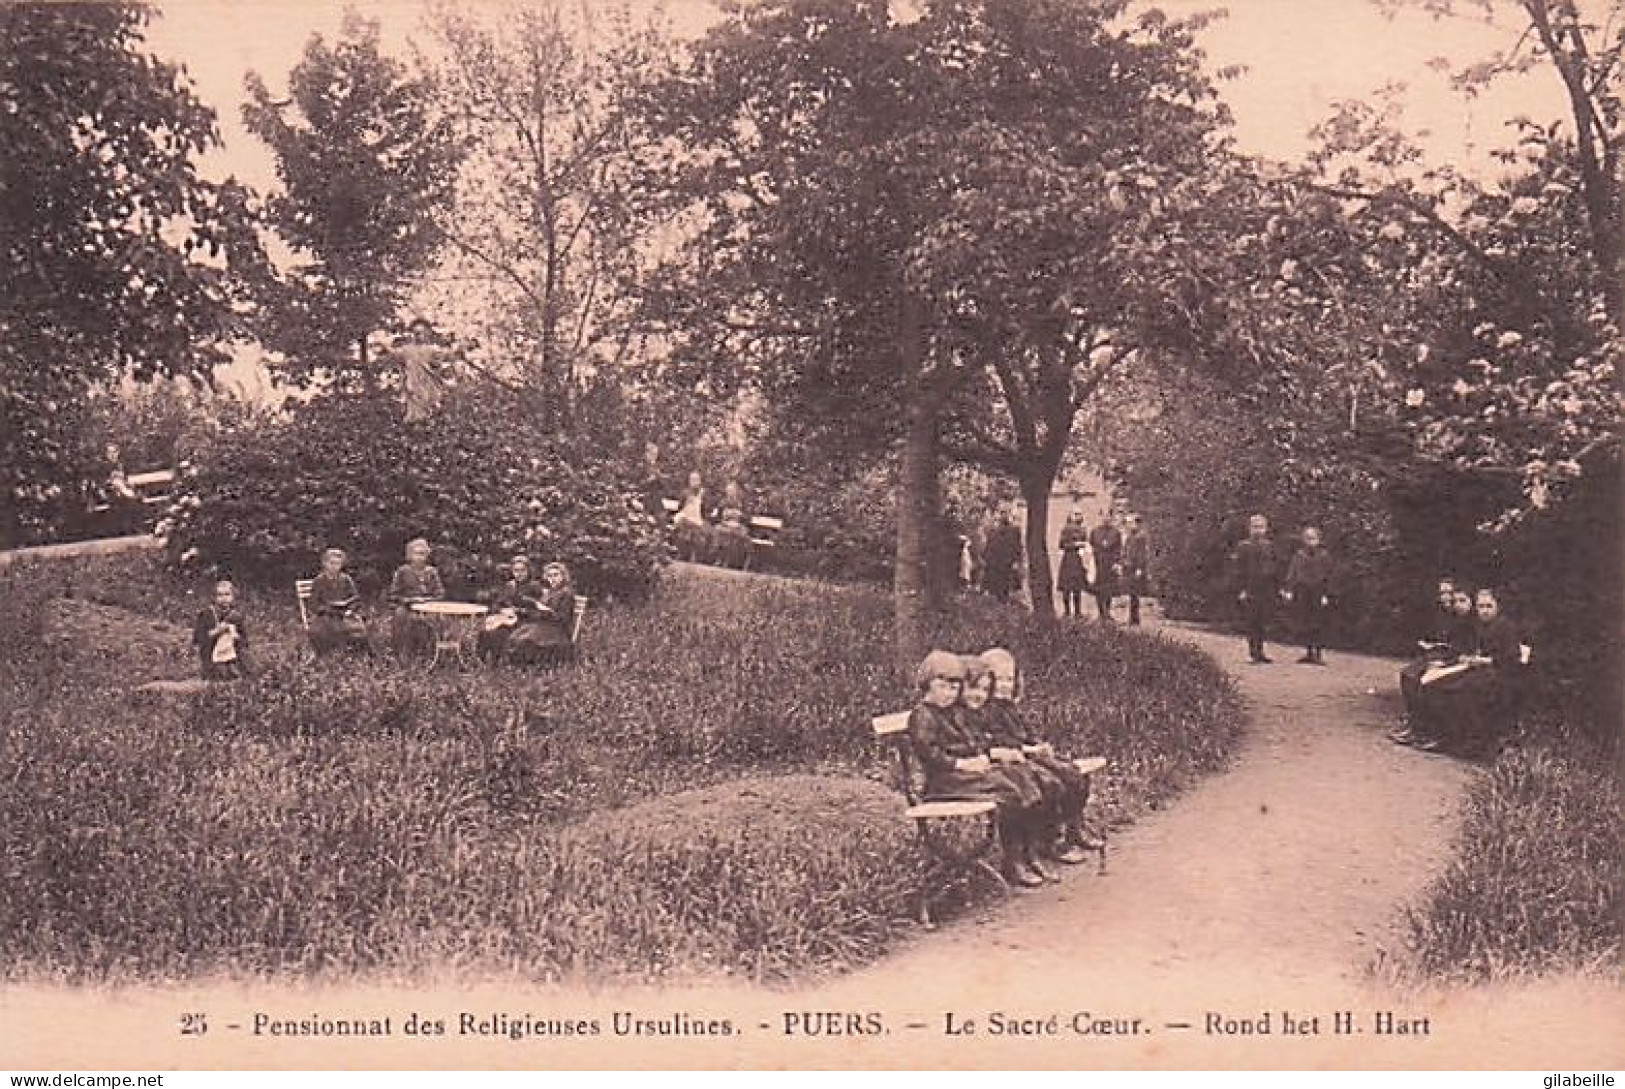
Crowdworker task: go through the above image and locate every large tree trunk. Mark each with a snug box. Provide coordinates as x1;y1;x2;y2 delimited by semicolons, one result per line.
1020;470;1056;623
894;292;934;673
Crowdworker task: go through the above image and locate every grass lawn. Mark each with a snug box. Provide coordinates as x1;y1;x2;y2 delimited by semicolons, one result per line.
1;552;1245;985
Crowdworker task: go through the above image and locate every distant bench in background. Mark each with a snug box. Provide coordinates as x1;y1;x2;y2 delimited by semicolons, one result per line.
659;497;788;571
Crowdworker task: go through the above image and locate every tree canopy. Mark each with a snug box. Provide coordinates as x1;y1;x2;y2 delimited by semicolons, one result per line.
244;10;463;389
0;2;255;545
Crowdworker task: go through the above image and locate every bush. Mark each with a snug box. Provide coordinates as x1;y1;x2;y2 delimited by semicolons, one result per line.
164;387;667;603
0;557;1245;984
1400;724;1622;980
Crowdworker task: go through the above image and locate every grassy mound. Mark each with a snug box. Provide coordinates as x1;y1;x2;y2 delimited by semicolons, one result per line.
1401;727;1622;981
0;552;1244;984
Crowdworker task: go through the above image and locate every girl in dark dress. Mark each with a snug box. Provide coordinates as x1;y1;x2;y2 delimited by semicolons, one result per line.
478;554;550;664
1056;512;1094;619
388;537;445;658
1285;526;1335;664
308;548;370;656
193;580;250;681
907;650;1048;888
979;646;1103;864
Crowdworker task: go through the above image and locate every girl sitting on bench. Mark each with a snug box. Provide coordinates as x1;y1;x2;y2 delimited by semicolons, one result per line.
907;650;1049;888
979;646;1104;864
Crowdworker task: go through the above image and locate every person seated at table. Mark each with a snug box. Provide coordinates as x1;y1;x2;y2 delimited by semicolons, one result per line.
307;547;371;656
477;554;550;664
1419;588;1528;757
193;579;250;681
521;561;579;663
388;537;445;658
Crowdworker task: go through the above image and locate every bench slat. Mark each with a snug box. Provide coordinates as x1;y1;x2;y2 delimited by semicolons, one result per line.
906;799;996;820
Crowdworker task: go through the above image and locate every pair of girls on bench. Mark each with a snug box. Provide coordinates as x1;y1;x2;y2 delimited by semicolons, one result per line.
908;648;1103;888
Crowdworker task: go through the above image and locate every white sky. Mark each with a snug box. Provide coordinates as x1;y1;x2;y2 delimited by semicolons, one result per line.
143;0;1577;188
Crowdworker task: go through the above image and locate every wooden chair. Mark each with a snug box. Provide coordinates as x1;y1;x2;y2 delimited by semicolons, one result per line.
872;710;1007;928
295;579;314;629
570;594;589;646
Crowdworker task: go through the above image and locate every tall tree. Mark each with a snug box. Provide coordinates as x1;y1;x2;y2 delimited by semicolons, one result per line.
244;10;463;390
643;0;1236;647
0;2;256;545
422;0;675;426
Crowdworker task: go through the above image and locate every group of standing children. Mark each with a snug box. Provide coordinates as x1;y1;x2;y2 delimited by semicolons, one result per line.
1228;513;1337;664
908;648;1104;888
1392;579;1528;756
1056;508;1152;624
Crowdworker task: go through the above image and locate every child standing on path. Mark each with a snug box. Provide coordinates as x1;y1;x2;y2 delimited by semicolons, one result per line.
1230;513;1283;664
1285;526;1335;664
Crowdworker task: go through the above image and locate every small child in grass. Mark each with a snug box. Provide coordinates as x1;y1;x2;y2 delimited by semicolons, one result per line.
907;649;1049;888
979;646;1104;863
193;579;249;681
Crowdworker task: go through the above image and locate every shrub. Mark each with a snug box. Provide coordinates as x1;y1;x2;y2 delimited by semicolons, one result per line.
164;387;667;602
1400;725;1622;980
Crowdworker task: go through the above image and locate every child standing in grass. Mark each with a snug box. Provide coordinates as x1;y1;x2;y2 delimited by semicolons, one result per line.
907;650;1048;888
389;537;445;658
308;548;370;656
979;646;1104;864
1284;525;1335;664
193;579;249;681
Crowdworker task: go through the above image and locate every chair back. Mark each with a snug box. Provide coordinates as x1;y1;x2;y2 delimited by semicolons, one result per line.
571;594;589;644
294;579;314;629
872;710;924;806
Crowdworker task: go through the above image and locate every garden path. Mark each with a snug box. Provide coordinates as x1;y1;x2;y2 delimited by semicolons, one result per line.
786;616;1625;1067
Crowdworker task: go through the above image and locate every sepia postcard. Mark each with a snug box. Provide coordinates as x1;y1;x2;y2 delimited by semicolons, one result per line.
2;0;1621;1074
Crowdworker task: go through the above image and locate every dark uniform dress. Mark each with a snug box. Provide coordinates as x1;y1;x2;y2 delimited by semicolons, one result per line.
193;605;249;681
1056;524;1091;617
1424;614;1526;754
526;583;577;660
388;563;445;657
1285;545;1335;659
1230;536;1282;661
982;699;1093;842
1123;527;1151;625
1399;605;1468;735
908;702;1041;812
308;571;369;656
1089;522;1123;620
982;523;1023;602
477;576;550;663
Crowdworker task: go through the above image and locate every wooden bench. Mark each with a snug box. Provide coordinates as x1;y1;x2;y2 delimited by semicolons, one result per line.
126;468;177;507
872;710;1005;927
742;514;784;570
873;710;1110;926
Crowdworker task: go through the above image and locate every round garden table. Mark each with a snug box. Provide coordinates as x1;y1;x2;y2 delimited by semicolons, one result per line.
410;600;488;669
